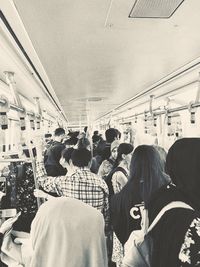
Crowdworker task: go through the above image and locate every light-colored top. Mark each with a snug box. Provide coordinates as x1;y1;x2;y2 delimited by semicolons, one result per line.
36;160;110;236
112;166;128;193
30;197;108;267
98;159;113;179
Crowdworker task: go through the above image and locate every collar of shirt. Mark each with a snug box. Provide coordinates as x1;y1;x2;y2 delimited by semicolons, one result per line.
75;166;90;172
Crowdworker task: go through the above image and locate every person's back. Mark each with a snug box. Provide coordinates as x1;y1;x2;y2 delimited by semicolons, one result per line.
147;138;200;267
44;128;66;176
30;197;108;267
68;149;109;216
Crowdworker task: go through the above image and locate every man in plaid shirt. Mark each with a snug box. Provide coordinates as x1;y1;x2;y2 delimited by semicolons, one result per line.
36;148;110;236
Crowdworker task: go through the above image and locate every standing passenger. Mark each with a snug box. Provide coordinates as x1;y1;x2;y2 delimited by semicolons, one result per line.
44;128;66;176
30;197;108;267
111;145;169;246
111;143;133;267
148;138;200;267
97;128;119;163
98;140;120;180
36;148;110;238
111;143;133;193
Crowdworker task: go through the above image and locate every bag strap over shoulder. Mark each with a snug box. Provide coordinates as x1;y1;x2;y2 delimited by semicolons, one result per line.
114;166;128;177
147;201;194;233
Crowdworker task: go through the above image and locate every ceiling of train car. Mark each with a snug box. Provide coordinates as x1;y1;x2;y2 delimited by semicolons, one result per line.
12;0;200;126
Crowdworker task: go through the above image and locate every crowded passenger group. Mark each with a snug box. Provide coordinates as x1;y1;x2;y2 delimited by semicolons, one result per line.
1;126;200;267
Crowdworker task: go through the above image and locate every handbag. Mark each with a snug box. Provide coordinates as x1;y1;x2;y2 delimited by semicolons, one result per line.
1;231;23;267
1;230;31;267
122;201;193;267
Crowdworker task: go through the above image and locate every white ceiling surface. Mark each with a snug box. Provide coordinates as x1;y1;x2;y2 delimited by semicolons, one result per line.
13;0;200;125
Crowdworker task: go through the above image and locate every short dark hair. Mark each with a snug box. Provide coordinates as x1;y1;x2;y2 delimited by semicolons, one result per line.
67;131;79;138
129;145;170;207
71;148;92;167
92;135;101;143
54;128;65;136
64;137;78;146
61;148;74;163
105;128;118;143
93;131;99;135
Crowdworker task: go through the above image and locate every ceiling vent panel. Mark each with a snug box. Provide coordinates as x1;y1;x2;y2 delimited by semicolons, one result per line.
129;0;185;18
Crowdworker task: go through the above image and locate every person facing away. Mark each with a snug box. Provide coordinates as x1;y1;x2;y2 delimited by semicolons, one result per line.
36;147;110;237
44;127;67;176
30;197;108;267
110;145;170;247
63;136;78;149
146;138;200;267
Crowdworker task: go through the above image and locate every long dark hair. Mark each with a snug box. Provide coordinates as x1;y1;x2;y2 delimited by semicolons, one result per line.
128;145;170;207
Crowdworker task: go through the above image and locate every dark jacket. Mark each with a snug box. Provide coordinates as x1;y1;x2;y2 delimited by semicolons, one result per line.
44;141;66;176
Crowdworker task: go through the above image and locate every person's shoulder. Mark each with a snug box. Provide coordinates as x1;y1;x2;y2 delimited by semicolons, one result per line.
91;172;109;189
101;159;111;167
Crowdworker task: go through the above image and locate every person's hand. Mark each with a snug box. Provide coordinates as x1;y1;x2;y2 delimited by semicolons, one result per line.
32;135;44;160
0;213;21;235
34;189;47;198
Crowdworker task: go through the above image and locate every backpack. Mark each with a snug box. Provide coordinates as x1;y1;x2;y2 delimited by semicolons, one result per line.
105;166;128;196
122;201;193;267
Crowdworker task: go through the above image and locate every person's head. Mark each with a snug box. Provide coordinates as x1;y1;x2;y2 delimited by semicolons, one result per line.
129;145;170;207
110;140;121;160
93;131;99;136
92;135;101;143
44;133;52;143
105;128;118;143
64;137;78;148
114;143;134;169
54;128;65;142
166;138;200;208
68;131;79;139
60;148;75;174
77;137;91;150
71;148;92;168
30;197;107;267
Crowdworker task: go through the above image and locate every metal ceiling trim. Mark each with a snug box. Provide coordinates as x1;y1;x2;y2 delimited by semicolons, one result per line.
0;10;68;123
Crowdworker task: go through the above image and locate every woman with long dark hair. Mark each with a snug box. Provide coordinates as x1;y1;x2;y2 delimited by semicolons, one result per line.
110;145;170;246
147;138;200;267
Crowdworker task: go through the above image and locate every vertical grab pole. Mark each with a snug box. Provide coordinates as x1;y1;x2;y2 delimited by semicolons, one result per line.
4;72;26;131
32;97;44;208
4;72;41;208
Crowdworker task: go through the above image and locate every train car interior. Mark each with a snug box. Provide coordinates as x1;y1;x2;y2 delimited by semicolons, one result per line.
0;0;200;266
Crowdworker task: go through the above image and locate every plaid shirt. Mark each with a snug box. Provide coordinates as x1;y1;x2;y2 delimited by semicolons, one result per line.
36;160;110;235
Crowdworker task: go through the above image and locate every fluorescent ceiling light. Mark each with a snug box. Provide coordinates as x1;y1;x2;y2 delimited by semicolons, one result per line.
129;0;185;18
